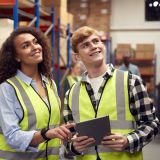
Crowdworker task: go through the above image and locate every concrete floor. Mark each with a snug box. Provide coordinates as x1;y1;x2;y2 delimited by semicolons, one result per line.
143;134;160;160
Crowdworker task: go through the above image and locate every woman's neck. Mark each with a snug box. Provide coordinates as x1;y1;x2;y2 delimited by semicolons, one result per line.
20;65;40;80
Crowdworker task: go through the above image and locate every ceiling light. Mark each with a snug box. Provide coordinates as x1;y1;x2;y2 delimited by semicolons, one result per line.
153;1;159;7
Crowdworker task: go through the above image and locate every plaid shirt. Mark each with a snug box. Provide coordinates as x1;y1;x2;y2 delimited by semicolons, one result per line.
63;64;159;153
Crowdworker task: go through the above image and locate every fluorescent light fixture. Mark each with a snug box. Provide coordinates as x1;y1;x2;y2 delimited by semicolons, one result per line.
153;1;159;7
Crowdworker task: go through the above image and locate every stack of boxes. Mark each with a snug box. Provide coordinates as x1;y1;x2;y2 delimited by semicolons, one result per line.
68;0;111;36
68;0;89;29
135;43;155;79
136;44;155;59
115;43;131;60
115;43;155;94
135;43;155;92
41;0;73;29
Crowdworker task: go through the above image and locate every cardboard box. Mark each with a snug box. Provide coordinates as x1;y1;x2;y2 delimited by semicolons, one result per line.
139;66;154;75
41;0;67;7
136;51;154;59
54;6;68;26
135;51;145;59
117;43;131;53
136;44;155;52
144;51;154;59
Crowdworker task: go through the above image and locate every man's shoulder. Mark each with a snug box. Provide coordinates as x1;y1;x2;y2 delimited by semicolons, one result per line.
129;63;138;69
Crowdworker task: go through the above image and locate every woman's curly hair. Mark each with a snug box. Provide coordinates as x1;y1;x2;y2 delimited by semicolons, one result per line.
0;27;53;84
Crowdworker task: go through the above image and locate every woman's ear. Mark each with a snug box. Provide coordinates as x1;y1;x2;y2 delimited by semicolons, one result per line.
15;57;21;62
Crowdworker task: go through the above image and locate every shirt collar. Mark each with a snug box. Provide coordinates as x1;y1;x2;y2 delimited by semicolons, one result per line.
81;63;115;83
16;70;48;86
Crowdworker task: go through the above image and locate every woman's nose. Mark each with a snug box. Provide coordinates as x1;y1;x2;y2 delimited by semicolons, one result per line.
31;43;38;50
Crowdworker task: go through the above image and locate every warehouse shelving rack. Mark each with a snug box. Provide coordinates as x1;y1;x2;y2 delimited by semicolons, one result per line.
0;0;72;95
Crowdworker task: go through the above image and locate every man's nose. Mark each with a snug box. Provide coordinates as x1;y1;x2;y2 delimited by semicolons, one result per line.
90;42;97;49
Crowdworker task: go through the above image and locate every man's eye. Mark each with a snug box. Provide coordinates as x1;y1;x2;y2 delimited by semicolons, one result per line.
82;43;89;48
93;39;99;44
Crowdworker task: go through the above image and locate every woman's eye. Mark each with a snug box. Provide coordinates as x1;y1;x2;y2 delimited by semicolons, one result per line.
22;43;29;49
34;39;38;45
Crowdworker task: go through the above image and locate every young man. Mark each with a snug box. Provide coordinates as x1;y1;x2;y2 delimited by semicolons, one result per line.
63;26;159;160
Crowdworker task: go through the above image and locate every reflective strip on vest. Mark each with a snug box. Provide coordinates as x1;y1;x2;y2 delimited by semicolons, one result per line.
7;77;59;131
71;70;135;129
9;77;37;130
67;76;81;87
0;77;60;159
0;124;59;134
0;147;59;160
83;145;119;154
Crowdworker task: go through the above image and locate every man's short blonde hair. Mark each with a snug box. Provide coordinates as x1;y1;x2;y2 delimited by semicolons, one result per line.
71;26;99;53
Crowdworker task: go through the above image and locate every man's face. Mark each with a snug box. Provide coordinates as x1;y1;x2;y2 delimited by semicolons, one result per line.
76;34;105;68
123;56;130;66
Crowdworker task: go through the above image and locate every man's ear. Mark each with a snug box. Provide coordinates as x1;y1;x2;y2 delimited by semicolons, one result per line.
75;53;81;61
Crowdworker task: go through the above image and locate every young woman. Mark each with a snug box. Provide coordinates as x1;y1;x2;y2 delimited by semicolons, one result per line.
0;27;74;160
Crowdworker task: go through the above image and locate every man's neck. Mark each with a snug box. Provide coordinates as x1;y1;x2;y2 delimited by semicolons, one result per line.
87;63;108;78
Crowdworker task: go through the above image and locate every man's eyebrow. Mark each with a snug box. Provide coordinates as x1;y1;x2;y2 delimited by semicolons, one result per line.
80;38;99;46
79;41;89;47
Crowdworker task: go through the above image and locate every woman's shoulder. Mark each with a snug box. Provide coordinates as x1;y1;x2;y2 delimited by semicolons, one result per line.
0;81;16;99
0;80;14;89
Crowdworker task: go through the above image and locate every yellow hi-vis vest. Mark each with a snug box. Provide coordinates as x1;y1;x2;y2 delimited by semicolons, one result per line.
68;69;143;160
67;75;81;88
0;76;61;160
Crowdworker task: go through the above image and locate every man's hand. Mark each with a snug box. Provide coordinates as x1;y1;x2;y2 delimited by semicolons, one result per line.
101;133;129;151
71;134;95;153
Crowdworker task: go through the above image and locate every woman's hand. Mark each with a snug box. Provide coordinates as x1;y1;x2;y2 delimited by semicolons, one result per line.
46;123;75;141
101;133;129;151
71;134;95;153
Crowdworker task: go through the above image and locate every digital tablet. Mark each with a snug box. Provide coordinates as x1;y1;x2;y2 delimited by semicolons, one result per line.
75;116;111;146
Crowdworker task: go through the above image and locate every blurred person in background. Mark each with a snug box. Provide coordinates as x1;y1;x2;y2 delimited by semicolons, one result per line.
120;53;141;76
64;61;84;94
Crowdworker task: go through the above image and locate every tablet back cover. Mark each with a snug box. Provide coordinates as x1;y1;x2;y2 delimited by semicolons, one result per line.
75;116;111;146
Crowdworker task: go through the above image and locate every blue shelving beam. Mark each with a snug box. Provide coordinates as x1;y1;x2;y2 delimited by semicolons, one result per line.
51;7;55;77
35;0;40;28
13;0;18;29
67;23;71;69
57;17;61;95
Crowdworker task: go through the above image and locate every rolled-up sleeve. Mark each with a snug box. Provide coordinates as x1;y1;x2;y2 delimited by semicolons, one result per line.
127;74;159;153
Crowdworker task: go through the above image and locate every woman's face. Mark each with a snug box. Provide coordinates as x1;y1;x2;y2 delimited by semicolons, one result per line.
14;33;43;69
72;63;82;76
